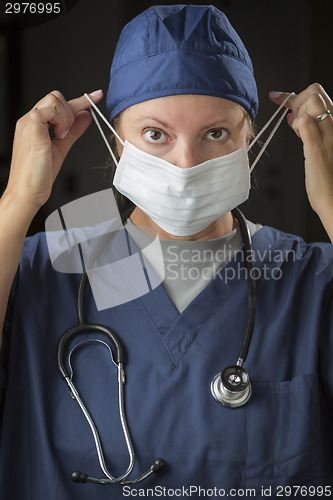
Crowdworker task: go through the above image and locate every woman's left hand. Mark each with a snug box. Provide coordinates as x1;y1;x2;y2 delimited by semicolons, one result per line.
269;83;333;240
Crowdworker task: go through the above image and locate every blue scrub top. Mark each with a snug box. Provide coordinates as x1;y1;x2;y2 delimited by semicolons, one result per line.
0;225;333;499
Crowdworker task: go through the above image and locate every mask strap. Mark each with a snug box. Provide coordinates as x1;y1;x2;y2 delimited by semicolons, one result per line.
248;92;295;173
84;93;124;166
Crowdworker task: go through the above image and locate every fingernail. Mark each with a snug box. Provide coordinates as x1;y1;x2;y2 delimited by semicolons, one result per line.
88;89;103;98
269;91;283;99
61;130;69;139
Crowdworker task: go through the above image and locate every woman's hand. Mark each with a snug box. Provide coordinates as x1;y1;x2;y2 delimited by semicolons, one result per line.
5;89;103;214
269;83;333;240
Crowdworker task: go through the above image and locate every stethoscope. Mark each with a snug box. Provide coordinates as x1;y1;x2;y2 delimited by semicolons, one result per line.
210;207;256;408
56;206;256;486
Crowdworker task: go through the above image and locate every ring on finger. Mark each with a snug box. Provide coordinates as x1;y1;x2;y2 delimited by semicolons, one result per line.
315;109;331;123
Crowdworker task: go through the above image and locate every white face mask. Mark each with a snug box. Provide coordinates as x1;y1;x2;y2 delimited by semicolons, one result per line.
85;93;294;237
114;141;249;236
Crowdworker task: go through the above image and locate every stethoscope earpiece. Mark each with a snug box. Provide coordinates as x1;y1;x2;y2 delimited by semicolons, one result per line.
211;365;252;409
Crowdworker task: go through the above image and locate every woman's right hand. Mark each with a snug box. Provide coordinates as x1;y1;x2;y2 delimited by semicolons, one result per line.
5;89;103;214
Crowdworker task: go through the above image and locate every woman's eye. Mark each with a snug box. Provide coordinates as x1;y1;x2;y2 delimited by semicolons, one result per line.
206;128;229;141
143;129;168;143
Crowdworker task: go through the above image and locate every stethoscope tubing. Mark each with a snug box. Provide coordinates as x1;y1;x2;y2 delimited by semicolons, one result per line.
231;207;256;365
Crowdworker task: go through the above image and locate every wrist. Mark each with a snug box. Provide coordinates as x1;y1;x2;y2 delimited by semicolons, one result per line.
314;198;333;243
1;189;40;227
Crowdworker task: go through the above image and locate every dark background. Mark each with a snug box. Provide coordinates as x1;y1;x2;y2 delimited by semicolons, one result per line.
0;0;332;241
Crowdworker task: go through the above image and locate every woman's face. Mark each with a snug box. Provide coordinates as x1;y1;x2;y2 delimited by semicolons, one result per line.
116;95;251;168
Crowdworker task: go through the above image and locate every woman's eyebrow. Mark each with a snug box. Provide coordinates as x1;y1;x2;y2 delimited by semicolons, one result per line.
203;119;235;128
136;116;176;130
136;116;236;130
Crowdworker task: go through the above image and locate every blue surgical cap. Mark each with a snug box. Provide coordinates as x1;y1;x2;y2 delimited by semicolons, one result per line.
106;4;259;122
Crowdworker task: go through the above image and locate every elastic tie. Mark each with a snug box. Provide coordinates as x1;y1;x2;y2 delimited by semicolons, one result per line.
248;92;295;173
84;93;124;166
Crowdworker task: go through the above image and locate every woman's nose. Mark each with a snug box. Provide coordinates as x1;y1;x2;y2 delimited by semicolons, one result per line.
171;141;203;169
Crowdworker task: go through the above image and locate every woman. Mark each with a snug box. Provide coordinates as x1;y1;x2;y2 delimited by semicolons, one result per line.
0;4;332;499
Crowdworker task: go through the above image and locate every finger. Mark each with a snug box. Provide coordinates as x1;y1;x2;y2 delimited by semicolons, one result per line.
32;91;75;139
269;91;305;118
31;90;103;140
269;91;296;110
28;106;63;145
68;90;104;116
269;83;333;116
294;93;333;137
304;83;333;109
52;90;103;140
298;93;331;124
57;90;103;140
269;90;292;104
33;90;68;110
51;110;93;165
292;113;322;152
315;109;333;130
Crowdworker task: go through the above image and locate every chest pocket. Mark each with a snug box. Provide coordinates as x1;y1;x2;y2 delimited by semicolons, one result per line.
246;373;324;489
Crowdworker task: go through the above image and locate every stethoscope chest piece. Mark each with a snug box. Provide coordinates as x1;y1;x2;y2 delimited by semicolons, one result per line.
211;365;252;408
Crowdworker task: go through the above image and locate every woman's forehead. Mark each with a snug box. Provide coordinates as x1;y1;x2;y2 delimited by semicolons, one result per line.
121;95;245;126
